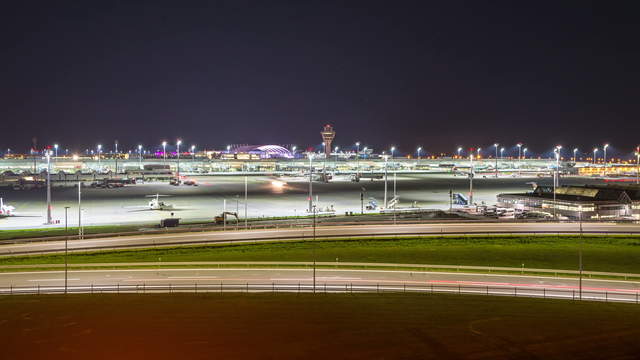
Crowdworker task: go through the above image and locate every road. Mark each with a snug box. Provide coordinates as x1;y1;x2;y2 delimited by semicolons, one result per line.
1;221;640;255
1;267;638;302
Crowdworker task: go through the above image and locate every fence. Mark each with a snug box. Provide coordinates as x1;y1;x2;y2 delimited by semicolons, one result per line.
1;282;638;304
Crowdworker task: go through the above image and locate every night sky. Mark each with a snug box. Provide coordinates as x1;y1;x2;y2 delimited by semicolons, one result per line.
2;1;640;157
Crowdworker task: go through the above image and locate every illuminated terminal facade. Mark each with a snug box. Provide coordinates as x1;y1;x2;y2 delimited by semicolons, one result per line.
498;184;640;219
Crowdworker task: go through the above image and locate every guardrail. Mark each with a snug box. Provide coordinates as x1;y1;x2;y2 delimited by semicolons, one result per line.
2;282;639;304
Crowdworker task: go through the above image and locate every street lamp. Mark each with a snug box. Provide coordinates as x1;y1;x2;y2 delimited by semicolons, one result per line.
307;153;314;213
500;147;504;159
390;146;395;159
523;148;528;159
191;145;196;160
572;148;578;163
603;144;610;176
469;150;474;205
64;206;70;294
292;146;297;157
97;144;102;169
176;139;182;177
516;143;522;160
138;145;143;168
457;147;463;158
416;147;422;164
477;147;481;157
335;146;339;161
355;142;360;177
494;143;499;178
162;141;167;163
54;143;59;159
632;148;640;184
45;150;52;224
553;146;562;220
593;147;598;165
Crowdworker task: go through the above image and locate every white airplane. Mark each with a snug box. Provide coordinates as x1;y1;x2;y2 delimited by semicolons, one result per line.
0;198;15;218
145;194;174;210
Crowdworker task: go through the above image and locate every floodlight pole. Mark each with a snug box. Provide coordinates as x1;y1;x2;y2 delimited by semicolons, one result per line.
469;152;474;206
636;148;639;185
78;181;83;240
578;205;583;300
383;156;388;208
312;204;317;293
64;206;70;294
46;151;52;224
244;176;248;228
308;154;313;213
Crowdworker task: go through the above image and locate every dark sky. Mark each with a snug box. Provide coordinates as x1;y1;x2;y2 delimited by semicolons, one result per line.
2;1;640;157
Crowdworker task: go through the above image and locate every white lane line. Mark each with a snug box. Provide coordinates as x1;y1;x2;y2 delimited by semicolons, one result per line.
28;278;80;282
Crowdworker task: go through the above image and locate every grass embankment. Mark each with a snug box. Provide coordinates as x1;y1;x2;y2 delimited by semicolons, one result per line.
1;293;639;359
2;235;640;274
0;224;144;240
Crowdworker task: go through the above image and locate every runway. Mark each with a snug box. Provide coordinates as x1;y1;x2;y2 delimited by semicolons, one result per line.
1;267;638;302
1;221;639;255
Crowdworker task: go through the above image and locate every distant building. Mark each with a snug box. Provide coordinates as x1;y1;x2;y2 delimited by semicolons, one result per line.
321;124;335;158
226;145;293;159
498;183;640;219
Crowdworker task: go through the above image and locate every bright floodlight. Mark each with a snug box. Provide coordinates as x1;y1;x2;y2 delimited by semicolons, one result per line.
97;144;102;150
177;140;182;146
138;144;142;150
355;142;360;146
162;141;167;146
391;146;395;151
54;144;58;149
226;145;231;151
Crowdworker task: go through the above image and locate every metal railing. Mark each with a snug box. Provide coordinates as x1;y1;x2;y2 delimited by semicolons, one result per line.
2;282;638;304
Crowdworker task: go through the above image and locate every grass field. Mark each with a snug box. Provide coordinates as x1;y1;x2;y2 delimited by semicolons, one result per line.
2;235;640;273
0;293;638;359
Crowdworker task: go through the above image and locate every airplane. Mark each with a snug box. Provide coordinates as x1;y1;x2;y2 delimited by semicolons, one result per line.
145;194;174;210
0;198;15;218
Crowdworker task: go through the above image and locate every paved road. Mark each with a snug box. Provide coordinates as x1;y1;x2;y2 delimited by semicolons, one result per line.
1;221;640;255
1;268;638;302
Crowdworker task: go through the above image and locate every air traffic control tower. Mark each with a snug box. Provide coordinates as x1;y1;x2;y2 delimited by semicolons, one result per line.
321;124;335;158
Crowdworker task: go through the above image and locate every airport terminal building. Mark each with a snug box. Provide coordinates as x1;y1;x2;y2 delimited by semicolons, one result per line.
497;184;640;219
